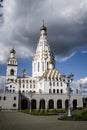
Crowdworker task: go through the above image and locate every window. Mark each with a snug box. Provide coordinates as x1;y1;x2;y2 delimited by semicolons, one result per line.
53;89;55;93
49;82;52;86
53;82;55;86
0;96;1;100
10;85;12;88
30;84;32;88
57;89;59;93
38;62;40;72
13;103;16;107
60;89;63;94
57;82;59;86
23;84;25;88
61;82;62;86
42;62;44;71
13;90;15;93
3;96;6;100
14;97;16;100
33;84;35;88
49;89;51;93
10;69;14;75
22;90;25;93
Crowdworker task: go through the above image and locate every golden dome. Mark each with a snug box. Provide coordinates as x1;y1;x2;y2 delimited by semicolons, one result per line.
40;24;47;31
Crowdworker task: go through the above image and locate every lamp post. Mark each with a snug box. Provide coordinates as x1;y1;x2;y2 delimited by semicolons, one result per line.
63;73;74;117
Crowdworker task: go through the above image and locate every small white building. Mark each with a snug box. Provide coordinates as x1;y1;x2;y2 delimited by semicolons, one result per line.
0;24;83;110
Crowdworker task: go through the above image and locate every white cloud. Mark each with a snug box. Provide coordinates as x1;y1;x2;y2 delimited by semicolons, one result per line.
0;0;87;63
71;77;87;97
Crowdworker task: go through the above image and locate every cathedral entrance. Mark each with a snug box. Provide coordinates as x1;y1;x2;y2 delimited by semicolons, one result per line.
21;99;28;110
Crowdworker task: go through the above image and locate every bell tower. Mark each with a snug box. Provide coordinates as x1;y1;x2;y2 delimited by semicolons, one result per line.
5;48;18;92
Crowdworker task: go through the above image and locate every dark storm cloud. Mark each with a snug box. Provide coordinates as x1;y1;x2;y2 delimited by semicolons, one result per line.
0;0;87;63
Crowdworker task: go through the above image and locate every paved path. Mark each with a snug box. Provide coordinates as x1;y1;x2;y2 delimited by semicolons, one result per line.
0;111;87;130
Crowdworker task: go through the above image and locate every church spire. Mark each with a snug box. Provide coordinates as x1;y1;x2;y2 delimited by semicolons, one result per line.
32;24;55;77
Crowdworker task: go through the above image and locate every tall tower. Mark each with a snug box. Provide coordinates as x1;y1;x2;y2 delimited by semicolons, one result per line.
5;48;18;92
32;24;55;77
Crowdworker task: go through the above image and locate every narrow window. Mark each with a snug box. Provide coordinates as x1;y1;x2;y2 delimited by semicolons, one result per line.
38;62;40;72
60;89;63;94
53;89;55;93
10;85;12;88
10;69;14;75
49;82;52;86
42;62;44;71
14;97;16;100
61;82;62;86
53;82;55;86
57;82;59;86
57;89;59;93
3;96;6;100
49;89;51;93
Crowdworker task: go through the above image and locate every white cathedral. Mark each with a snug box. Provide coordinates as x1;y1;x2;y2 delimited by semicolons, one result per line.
0;24;83;110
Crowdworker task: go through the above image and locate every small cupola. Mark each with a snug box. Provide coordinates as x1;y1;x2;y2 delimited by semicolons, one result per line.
48;60;55;70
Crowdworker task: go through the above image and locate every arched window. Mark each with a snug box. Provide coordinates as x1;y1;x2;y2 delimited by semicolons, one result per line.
31;99;37;109
10;69;14;75
48;99;54;109
73;99;77;109
39;99;45;110
3;96;6;100
57;99;62;109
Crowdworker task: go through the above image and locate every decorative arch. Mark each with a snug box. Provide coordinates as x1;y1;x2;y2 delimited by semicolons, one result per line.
39;99;45;110
57;99;62;109
73;99;77;109
48;99;54;109
31;99;37;109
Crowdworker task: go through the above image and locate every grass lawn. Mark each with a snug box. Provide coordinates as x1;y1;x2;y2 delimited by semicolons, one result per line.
58;108;87;121
20;109;66;115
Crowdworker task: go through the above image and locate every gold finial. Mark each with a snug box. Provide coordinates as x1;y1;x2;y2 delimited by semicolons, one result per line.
40;20;47;31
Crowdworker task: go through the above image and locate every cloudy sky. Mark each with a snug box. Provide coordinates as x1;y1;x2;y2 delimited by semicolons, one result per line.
0;0;87;94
